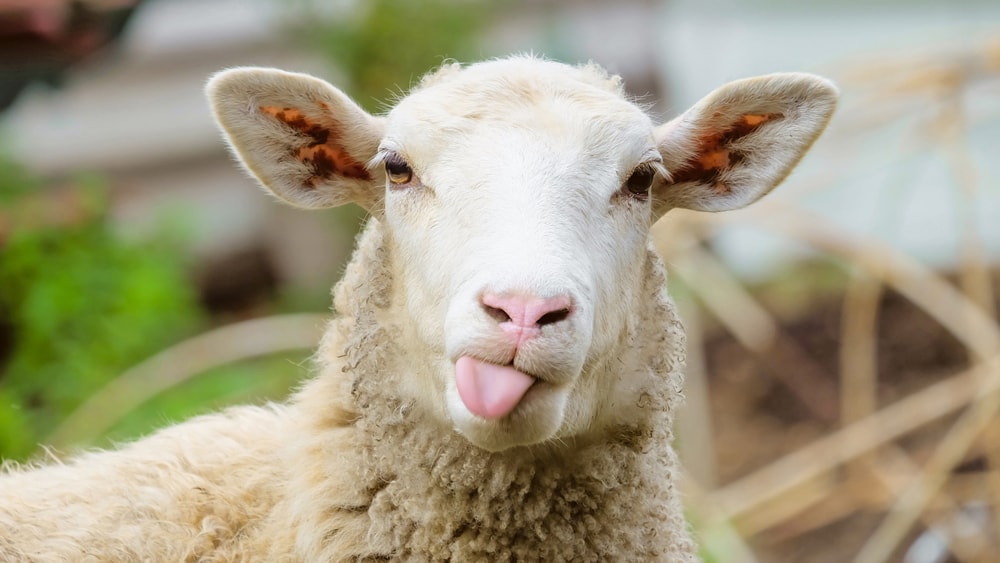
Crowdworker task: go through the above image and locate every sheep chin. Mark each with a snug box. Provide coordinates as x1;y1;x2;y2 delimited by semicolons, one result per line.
444;375;570;452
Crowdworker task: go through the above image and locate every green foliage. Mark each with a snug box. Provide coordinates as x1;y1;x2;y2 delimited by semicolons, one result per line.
300;0;496;110
0;156;40;204
0;164;202;461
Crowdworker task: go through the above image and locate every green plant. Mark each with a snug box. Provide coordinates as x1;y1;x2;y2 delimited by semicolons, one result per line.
0;164;201;460
299;0;496;110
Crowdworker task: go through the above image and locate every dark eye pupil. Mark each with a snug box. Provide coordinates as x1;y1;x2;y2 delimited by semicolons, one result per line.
626;167;654;196
385;155;413;184
386;160;410;176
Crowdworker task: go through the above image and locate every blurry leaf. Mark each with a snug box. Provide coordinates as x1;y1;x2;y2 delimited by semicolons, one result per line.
0;156;40;203
298;0;496;110
0;176;202;461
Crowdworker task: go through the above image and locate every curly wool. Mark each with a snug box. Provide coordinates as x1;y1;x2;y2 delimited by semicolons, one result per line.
0;218;697;561
275;220;697;561
0;405;290;561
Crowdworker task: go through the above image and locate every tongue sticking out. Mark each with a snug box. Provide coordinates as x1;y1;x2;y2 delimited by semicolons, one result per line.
455;356;536;419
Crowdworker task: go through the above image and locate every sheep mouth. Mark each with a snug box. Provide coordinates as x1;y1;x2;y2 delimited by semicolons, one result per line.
455;356;539;420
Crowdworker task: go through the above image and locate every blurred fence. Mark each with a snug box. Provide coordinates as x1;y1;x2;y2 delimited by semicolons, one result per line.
665;39;1000;563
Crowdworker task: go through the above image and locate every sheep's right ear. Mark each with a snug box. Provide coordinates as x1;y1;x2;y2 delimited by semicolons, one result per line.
206;68;384;211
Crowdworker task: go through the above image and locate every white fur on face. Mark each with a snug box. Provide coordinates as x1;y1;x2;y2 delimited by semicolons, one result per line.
380;60;659;450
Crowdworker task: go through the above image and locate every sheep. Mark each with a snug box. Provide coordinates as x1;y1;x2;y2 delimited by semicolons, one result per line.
0;55;837;561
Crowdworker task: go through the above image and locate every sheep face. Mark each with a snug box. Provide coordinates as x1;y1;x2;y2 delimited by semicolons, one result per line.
207;57;837;452
378;63;660;449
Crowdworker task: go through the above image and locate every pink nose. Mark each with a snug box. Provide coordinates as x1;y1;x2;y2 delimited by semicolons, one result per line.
480;292;573;329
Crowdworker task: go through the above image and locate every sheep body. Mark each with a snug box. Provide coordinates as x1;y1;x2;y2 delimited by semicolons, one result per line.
0;223;694;561
0;55;837;560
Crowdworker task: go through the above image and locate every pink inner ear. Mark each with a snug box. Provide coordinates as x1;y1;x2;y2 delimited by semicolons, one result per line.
670;113;783;190
260;105;372;185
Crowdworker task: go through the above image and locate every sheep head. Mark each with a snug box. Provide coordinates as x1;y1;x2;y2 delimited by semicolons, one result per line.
207;57;837;452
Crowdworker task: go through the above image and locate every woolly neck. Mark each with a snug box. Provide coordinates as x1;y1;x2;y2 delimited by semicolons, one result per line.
292;218;697;560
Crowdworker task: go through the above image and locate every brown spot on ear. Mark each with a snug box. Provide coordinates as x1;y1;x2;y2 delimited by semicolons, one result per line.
297;144;369;181
260;104;372;184
670;112;783;186
698;148;730;170
717;113;781;145
741;114;770;127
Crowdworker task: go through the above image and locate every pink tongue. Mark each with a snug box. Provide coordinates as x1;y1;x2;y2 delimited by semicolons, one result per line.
455;356;536;420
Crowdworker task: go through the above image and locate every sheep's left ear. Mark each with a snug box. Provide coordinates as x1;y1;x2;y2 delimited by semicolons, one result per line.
653;73;838;216
206;67;384;212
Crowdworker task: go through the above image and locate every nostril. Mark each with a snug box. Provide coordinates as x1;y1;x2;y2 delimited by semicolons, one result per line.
483;304;512;323
537;308;571;326
480;292;573;329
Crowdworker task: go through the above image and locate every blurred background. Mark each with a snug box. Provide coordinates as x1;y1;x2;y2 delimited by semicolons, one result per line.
0;0;998;561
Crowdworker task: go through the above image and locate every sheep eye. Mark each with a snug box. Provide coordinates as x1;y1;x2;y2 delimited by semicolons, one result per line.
624;166;655;197
385;155;413;185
